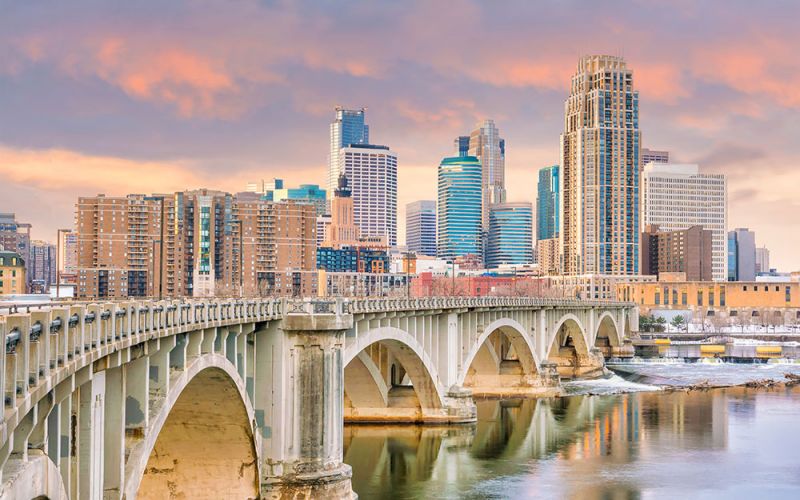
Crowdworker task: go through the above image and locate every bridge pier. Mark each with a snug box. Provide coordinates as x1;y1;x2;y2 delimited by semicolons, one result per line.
261;301;356;499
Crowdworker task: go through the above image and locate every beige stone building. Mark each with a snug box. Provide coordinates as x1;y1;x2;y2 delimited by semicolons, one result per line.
0;251;26;295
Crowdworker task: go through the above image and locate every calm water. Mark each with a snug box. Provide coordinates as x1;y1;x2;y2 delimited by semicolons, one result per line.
344;373;800;499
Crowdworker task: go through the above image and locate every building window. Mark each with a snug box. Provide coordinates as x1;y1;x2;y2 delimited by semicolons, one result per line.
786;286;791;303
730;310;738;317
655;291;660;305
709;291;715;306
720;288;726;306
672;289;678;305
698;290;703;306
682;292;687;306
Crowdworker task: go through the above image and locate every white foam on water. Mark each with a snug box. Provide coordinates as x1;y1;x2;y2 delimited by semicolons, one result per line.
563;374;662;395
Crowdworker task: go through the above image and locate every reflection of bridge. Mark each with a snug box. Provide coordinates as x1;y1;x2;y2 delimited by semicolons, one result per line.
343;395;621;497
0;296;636;498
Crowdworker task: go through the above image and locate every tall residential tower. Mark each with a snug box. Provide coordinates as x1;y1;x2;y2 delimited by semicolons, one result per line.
560;55;641;275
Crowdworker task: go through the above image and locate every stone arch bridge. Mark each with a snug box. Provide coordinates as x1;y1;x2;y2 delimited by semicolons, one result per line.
0;296;636;499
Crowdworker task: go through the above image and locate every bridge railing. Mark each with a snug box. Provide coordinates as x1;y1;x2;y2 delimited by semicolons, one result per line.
345;296;633;314
0;298;289;433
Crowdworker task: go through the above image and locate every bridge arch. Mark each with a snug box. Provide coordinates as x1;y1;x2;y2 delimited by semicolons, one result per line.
344;327;446;423
459;318;546;396
548;313;591;358
124;354;260;499
546;313;604;379
594;311;623;347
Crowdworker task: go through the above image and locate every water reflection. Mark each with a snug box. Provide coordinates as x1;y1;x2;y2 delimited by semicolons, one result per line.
344;386;800;499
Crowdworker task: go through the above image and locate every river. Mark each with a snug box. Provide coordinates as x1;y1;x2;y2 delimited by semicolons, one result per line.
343;363;800;499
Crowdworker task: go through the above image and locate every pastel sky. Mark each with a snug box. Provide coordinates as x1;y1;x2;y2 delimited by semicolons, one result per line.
2;0;799;270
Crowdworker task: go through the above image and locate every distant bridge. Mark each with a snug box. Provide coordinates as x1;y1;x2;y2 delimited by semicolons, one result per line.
0;296;636;499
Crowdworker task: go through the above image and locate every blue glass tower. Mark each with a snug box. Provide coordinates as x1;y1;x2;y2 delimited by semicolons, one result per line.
486;203;534;268
272;184;328;216
437;156;483;261
329;107;369;198
536;165;560;241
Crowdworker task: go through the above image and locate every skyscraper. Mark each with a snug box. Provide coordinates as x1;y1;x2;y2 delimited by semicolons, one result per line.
329;107;369;198
29;240;56;292
405;200;436;256
560;55;641;275
339;144;398;247
486;203;534;269
437;156;483;261
641;148;670;166
536;165;560;241
271;184;327;217
468;119;506;229
642;163;728;281
756;246;770;274
454;136;470;157
728;228;756;281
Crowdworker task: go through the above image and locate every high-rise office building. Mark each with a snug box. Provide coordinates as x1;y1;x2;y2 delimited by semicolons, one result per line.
560;55;641;276
642;163;728;281
454;136;470;157
536;165;560;241
437;156;483;261
271;184;327;217
756;246;770;274
29;240;56;292
468;119;506;228
641;225;713;281
728;228;756;281
405;200;436;257
641;148;670;166
486;203;534;269
329;107;369;199
339;144;397;247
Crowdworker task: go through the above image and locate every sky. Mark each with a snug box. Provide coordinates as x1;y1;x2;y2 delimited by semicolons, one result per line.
1;0;799;270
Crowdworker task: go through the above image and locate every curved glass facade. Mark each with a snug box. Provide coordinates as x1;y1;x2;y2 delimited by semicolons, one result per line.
486;203;533;268
437;156;482;261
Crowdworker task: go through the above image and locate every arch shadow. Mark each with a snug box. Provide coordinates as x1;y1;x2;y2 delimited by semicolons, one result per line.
124;355;260;499
344;327;446;422
458;318;541;387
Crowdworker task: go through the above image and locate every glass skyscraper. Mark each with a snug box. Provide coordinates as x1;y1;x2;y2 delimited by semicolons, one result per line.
454;135;470;157
727;228;756;281
536;165;560;241
329;107;369;198
561;55;641;275
405;200;436;256
486;203;533;269
271;184;327;216
437;156;483;261
468;120;506;229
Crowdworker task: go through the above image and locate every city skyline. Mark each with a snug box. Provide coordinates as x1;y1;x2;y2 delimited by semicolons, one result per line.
1;1;799;270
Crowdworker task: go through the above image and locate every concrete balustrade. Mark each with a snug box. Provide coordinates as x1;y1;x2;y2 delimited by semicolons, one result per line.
0;296;636;499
